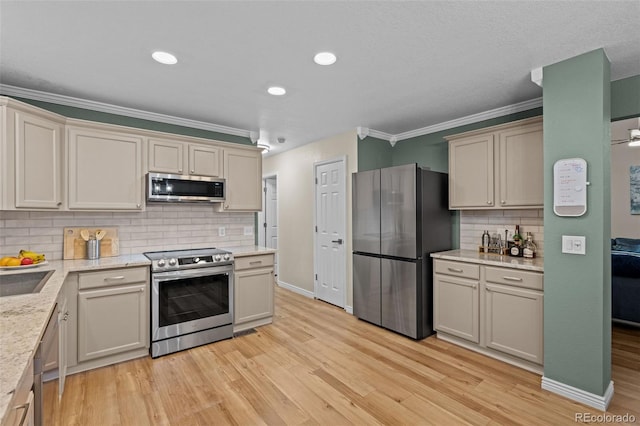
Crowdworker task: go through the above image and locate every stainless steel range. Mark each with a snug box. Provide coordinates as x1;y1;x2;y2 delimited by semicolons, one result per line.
144;247;234;358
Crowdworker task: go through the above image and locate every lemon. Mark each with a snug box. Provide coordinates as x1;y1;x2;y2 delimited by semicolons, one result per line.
6;257;22;267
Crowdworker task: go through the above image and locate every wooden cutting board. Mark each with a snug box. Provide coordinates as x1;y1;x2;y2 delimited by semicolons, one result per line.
63;227;120;259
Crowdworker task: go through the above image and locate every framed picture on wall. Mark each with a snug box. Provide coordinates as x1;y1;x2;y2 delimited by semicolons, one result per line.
631;165;640;214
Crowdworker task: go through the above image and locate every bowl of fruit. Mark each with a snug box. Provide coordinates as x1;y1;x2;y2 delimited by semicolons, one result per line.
0;250;47;269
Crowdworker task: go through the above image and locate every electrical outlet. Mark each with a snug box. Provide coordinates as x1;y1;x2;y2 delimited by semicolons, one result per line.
243;226;254;236
562;235;586;255
218;227;226;237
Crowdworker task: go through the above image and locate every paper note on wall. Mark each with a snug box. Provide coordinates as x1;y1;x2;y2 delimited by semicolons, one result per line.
553;158;588;217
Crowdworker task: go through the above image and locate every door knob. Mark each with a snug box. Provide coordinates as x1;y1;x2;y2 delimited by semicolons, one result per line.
331;239;343;244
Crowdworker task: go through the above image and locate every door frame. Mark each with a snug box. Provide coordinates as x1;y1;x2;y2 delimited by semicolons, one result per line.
312;156;347;309
258;172;278;277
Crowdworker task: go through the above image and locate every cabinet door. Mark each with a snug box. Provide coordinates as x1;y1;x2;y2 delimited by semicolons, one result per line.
498;122;543;207
222;148;262;211
14;111;63;209
234;267;274;326
77;283;147;362
189;144;221;177
148;138;184;174
58;292;68;397
434;273;479;343
448;135;494;208
484;283;543;364
68;127;144;210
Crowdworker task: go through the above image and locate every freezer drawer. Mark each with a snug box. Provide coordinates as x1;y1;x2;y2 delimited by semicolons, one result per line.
381;258;418;338
353;254;381;325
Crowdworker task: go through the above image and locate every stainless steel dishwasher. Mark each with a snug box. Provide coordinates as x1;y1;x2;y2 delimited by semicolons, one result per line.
33;303;58;426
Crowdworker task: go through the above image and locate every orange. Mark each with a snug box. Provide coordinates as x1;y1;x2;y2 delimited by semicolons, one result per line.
0;257;13;266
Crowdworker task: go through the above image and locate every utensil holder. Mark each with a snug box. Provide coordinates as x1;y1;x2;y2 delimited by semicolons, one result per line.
87;239;100;259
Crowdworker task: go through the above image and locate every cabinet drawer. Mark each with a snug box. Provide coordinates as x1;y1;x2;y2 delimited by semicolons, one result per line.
78;267;148;290
234;254;274;271
434;260;480;280
485;267;543;290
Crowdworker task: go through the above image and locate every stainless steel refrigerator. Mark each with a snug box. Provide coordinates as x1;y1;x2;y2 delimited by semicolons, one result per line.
352;163;451;339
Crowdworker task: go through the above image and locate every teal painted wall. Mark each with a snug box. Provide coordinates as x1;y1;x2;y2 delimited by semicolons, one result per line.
611;75;640;121
357;136;393;171
543;49;611;395
7;96;252;145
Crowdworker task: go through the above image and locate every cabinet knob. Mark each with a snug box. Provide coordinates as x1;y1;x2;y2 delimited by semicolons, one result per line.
63;312;69;321
487;201;492;205
136;204;141;209
57;201;62;206
501;200;506;204
178;169;183;174
225;204;229;209
190;169;195;174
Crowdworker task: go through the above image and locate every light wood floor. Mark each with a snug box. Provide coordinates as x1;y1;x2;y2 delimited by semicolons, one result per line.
45;286;640;425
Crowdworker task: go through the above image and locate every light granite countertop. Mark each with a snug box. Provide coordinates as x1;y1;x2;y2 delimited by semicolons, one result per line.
0;254;150;424
431;249;544;272
226;245;277;257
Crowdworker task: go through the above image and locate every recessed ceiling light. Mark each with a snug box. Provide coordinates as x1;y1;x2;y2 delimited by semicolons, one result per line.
314;52;337;66
267;86;286;96
152;51;178;65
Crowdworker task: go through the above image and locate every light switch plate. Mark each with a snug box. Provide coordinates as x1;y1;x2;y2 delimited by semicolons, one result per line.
218;227;226;237
243;226;254;236
562;235;586;255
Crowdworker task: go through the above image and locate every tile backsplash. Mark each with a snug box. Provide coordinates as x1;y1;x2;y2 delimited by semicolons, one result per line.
0;205;255;260
459;209;544;257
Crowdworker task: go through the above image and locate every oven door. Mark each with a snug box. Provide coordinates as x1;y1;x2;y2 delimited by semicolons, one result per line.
151;264;233;342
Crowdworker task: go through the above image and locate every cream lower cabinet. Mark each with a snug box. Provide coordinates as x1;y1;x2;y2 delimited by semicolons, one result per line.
221;147;262;211
65;267;149;373
434;259;544;371
1;98;65;210
67;125;144;210
446;116;543;210
433;260;480;343
234;254;275;332
2;358;34;426
148;137;222;177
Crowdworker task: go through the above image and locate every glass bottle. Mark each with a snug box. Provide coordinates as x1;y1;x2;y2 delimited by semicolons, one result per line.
523;232;537;259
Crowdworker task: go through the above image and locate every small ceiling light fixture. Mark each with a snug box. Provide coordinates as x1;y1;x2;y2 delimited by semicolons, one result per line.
257;143;270;153
314;51;337;66
267;86;286;96
152;51;178;65
277;137;286;144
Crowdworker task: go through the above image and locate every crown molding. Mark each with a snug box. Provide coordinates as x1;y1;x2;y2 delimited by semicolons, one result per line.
0;84;253;138
394;97;543;142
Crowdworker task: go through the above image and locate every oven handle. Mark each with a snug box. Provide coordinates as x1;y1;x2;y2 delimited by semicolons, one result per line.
152;265;233;280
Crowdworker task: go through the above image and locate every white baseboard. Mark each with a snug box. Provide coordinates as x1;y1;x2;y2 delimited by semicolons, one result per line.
345;305;353;315
541;376;614;411
277;280;315;299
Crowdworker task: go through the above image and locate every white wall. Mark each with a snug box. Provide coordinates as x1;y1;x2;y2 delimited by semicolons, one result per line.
611;118;640;239
0;205;254;259
262;130;358;306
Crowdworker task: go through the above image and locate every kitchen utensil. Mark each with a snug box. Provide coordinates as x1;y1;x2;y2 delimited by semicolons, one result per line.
63;227;120;259
86;238;100;259
80;229;90;241
95;230;106;241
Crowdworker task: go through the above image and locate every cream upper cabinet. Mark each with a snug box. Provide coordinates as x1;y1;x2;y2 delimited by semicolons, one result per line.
446;117;543;210
221;147;262;211
0;98;65;210
67;125;144;210
148;137;221;177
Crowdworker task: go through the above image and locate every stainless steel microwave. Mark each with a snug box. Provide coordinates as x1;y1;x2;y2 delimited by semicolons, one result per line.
146;173;225;203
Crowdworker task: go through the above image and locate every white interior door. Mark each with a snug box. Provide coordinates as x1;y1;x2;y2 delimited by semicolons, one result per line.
257;176;278;276
265;177;278;276
314;159;346;308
